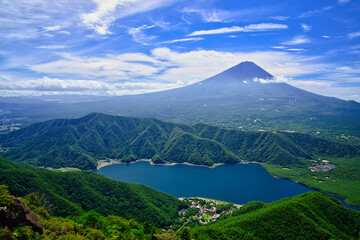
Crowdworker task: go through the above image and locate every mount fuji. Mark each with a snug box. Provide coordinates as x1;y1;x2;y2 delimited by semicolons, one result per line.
1;62;359;139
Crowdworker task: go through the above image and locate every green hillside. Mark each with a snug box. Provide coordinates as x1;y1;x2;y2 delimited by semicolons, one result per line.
1;183;359;239
0;184;179;239
0;157;185;227
190;192;360;240
1;113;358;170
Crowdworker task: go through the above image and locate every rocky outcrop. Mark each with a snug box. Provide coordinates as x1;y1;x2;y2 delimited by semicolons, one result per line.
0;207;16;231
13;199;43;234
0;199;43;235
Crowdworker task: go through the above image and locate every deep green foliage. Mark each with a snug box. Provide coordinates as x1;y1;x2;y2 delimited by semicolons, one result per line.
180;228;191;240
184;208;199;218
1;113;358;170
0;186;176;239
215;203;233;214
231;201;265;216
190;192;360;240
0;157;184;227
0;185;15;209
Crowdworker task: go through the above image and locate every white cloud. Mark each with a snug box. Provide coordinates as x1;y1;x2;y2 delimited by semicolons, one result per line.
161;37;204;44
43;25;62;31
298;6;333;18
301;23;311;32
149;18;171;30
81;0;121;35
348;32;360;38
180;7;270;23
127;25;156;45
197;9;225;23
0;0;179;40
37;45;67;49
272;46;306;52
283;36;310;45
0;76;109;91
188;23;288;36
350;45;360;49
30;52;161;80
0;75;184;96
81;0;179;35
336;66;352;71
269;16;290;21
289;79;360;102
253;76;288;84
272;46;286;49
287;48;306;52
59;31;71;35
0;0;81;40
338;0;350;4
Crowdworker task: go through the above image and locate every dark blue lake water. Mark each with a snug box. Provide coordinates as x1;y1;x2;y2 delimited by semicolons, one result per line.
96;161;359;211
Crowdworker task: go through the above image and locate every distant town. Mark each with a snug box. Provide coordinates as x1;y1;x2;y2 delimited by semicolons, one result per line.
175;197;241;230
309;160;337;172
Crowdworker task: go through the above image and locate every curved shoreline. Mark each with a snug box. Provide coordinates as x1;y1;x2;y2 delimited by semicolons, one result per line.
96;159;236;170
95;159;360;210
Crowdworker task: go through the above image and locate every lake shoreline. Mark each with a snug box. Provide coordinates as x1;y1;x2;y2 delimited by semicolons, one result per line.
96;160;360;211
96;158;262;170
97;159;239;170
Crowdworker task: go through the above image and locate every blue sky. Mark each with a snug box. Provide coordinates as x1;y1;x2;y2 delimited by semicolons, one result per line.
0;0;360;101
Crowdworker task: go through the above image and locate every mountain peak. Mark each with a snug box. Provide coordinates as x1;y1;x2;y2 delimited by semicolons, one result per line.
208;61;273;83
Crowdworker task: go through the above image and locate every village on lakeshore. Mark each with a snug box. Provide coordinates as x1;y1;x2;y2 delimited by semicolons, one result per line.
309;159;337;173
174;197;241;230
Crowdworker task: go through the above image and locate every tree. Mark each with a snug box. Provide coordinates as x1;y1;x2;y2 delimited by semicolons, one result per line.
0;185;14;208
180;228;191;240
77;210;104;229
143;221;152;234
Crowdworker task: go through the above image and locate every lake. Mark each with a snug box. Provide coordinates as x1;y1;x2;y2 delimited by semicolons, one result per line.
96;161;360;211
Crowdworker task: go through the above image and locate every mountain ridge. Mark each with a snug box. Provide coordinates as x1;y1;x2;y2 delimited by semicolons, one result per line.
1;113;358;170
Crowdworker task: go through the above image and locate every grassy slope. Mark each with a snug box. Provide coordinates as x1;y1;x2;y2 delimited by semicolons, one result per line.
263;156;360;206
191;192;360;240
0;157;184;227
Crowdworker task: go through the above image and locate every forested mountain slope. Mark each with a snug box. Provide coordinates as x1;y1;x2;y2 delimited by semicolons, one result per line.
1;169;359;239
0;157;185;227
1;113;358;170
191;192;360;240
